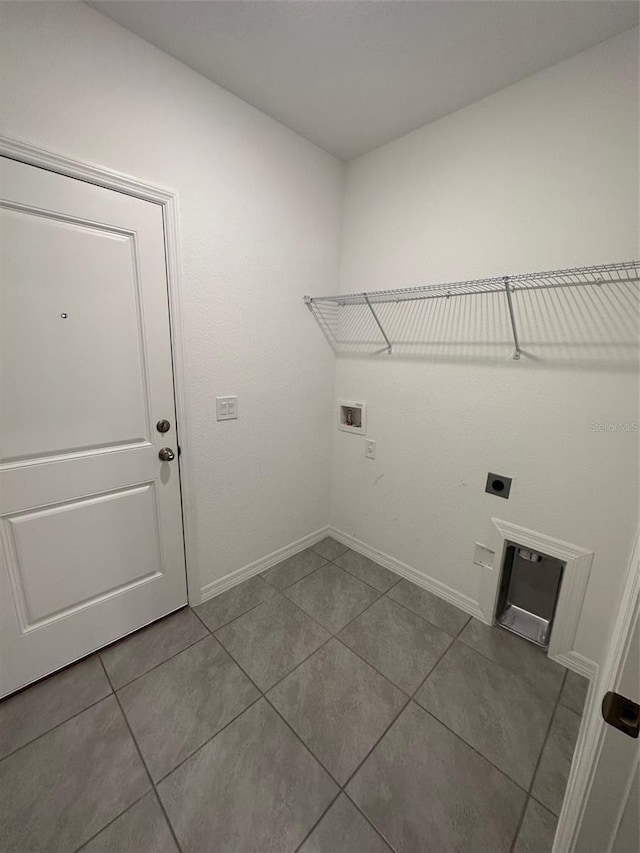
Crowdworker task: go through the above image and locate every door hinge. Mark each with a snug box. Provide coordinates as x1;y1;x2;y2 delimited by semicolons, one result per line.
601;691;639;738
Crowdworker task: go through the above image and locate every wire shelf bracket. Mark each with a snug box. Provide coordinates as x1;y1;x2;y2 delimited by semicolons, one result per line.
303;261;640;359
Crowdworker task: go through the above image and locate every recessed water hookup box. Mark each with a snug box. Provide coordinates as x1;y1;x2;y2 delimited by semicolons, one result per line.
338;401;366;435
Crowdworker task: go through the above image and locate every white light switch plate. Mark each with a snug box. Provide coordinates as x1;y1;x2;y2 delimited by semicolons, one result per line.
365;439;376;459
216;396;238;421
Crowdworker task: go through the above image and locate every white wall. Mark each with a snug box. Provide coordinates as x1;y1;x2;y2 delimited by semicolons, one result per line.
332;28;639;665
0;1;342;599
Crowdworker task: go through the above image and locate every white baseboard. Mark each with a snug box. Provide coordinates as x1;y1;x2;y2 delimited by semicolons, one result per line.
328;526;485;622
198;526;329;604
550;650;598;680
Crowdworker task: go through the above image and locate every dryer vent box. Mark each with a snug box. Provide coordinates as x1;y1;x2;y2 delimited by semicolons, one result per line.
496;542;565;648
338;401;366;435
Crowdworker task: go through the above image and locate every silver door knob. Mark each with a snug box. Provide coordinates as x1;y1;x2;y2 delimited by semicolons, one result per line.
158;447;175;462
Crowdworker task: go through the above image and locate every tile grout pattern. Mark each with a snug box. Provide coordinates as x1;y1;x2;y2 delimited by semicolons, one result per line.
0;538;586;853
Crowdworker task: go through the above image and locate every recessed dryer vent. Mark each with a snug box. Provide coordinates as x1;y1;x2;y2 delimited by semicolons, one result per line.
496;542;565;648
338;401;366;435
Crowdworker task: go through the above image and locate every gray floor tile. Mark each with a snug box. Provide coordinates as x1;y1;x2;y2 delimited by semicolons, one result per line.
0;655;111;760
513;798;558;853
310;536;349;561
285;563;379;633
261;549;327;590
100;608;208;690
459;619;566;698
268;639;406;783
158;698;337;853
79;791;178;853
333;549;399;592
216;595;330;691
416;641;555;788
0;696;149;853
531;705;581;815
388;579;471;636
118;635;259;781
299;795;393;853
559;670;589;716
338;596;453;693
347;702;526;853
194;575;278;632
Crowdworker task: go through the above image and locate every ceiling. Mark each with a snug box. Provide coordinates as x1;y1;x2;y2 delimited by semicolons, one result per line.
88;1;639;160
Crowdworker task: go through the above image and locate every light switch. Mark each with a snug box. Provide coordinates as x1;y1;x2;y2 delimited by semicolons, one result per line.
216;396;238;421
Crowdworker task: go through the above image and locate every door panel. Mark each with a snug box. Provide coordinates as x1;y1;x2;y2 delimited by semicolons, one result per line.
4;483;161;628
1;207;149;461
0;157;187;697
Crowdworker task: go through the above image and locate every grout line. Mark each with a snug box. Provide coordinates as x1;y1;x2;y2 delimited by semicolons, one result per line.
328;555;402;595
72;788;153;852
529;792;562;816
308;539;350;562
332;635;412;699
193;586;285;634
262;558;331;593
507;795;532;853
456;616;569;701
288;695;412;852
260;635;335;694
406;612;476;702
383;588;471;639
150;692;264;788
408;635;456;701
527;669;569;798
97;657;186;853
339;696;412;791
456;631;567;703
0;689;113;765
291;791;342;853
105;631;211;693
195;597;272;633
344;793;400;853
263;694;344;788
415;699;535;797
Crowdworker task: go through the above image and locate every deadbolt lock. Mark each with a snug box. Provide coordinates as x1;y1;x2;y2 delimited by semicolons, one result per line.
156;419;171;433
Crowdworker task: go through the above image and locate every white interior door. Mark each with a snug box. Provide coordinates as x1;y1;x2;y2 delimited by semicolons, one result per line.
0;157;187;698
566;533;639;853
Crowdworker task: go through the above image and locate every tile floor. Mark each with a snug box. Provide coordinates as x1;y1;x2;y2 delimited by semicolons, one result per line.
0;537;588;853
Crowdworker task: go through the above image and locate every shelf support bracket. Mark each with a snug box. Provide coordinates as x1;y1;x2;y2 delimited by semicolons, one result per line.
364;294;392;354
503;277;521;360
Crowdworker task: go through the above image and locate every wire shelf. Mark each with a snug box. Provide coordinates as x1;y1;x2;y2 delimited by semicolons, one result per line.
304;261;640;358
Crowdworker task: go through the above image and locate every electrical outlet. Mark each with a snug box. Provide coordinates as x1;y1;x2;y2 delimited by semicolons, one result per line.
474;543;495;569
365;439;376;460
216;396;238;421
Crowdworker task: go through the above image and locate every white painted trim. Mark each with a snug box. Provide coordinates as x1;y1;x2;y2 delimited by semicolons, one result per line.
199;526;330;602
487;518;593;661
0;135;200;605
551;651;598;681
553;527;640;852
329;527;485;621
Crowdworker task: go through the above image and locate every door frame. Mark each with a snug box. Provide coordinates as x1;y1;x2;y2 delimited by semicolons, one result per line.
553;526;639;851
0;134;199;604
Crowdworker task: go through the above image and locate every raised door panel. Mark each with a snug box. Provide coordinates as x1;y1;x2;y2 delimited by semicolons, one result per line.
0;206;150;462
2;483;162;630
